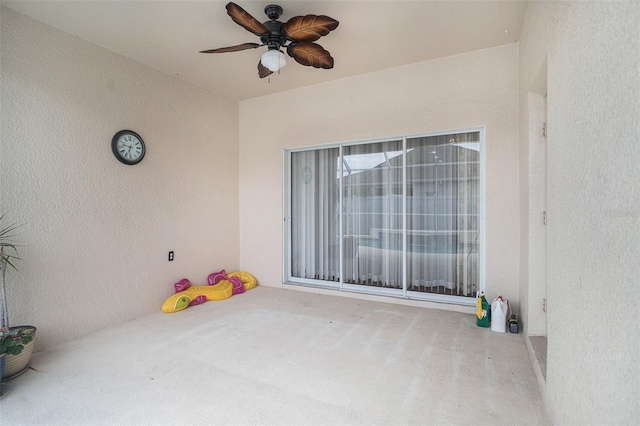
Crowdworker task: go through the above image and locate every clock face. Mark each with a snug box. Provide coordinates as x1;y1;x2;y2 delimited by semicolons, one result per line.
111;130;145;165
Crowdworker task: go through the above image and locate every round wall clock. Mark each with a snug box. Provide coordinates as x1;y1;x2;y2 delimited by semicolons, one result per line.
111;130;145;165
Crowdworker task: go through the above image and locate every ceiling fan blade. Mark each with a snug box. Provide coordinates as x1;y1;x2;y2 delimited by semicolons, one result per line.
199;43;261;54
226;2;269;36
258;60;273;79
287;42;334;69
282;15;339;43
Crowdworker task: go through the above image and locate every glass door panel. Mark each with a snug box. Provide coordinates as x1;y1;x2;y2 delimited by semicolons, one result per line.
342;140;403;290
406;132;480;297
290;148;340;283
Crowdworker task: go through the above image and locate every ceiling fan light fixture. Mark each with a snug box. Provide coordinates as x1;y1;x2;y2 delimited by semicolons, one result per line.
261;49;287;72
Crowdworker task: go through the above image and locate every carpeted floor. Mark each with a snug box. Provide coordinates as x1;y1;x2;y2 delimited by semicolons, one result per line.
0;286;549;425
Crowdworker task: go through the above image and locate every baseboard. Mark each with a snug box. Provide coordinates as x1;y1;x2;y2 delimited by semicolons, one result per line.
525;334;547;398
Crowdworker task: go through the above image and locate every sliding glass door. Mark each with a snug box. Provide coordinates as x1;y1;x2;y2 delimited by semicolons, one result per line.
285;128;483;304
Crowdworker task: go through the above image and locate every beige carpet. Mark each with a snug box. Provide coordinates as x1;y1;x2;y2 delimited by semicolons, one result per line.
0;286;548;425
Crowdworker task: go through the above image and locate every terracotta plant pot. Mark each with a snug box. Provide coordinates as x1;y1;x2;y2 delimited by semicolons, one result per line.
2;326;36;379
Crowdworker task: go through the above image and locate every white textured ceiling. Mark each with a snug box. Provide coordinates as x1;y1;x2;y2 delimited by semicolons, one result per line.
2;0;527;100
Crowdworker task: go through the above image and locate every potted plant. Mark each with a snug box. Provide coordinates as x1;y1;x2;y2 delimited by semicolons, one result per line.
0;213;36;379
1;328;34;375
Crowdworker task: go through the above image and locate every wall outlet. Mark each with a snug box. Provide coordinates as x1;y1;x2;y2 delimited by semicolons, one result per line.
168;251;174;261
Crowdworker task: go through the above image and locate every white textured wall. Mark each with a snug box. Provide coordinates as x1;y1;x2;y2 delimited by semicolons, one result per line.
519;1;640;424
1;8;239;350
239;44;519;311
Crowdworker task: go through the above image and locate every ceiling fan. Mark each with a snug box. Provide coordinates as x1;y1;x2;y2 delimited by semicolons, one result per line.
200;2;339;78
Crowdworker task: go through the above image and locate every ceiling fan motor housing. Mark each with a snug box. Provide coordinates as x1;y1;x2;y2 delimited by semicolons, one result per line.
260;20;286;50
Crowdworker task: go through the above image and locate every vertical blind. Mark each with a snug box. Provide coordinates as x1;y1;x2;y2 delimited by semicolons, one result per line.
288;130;481;299
290;148;340;281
